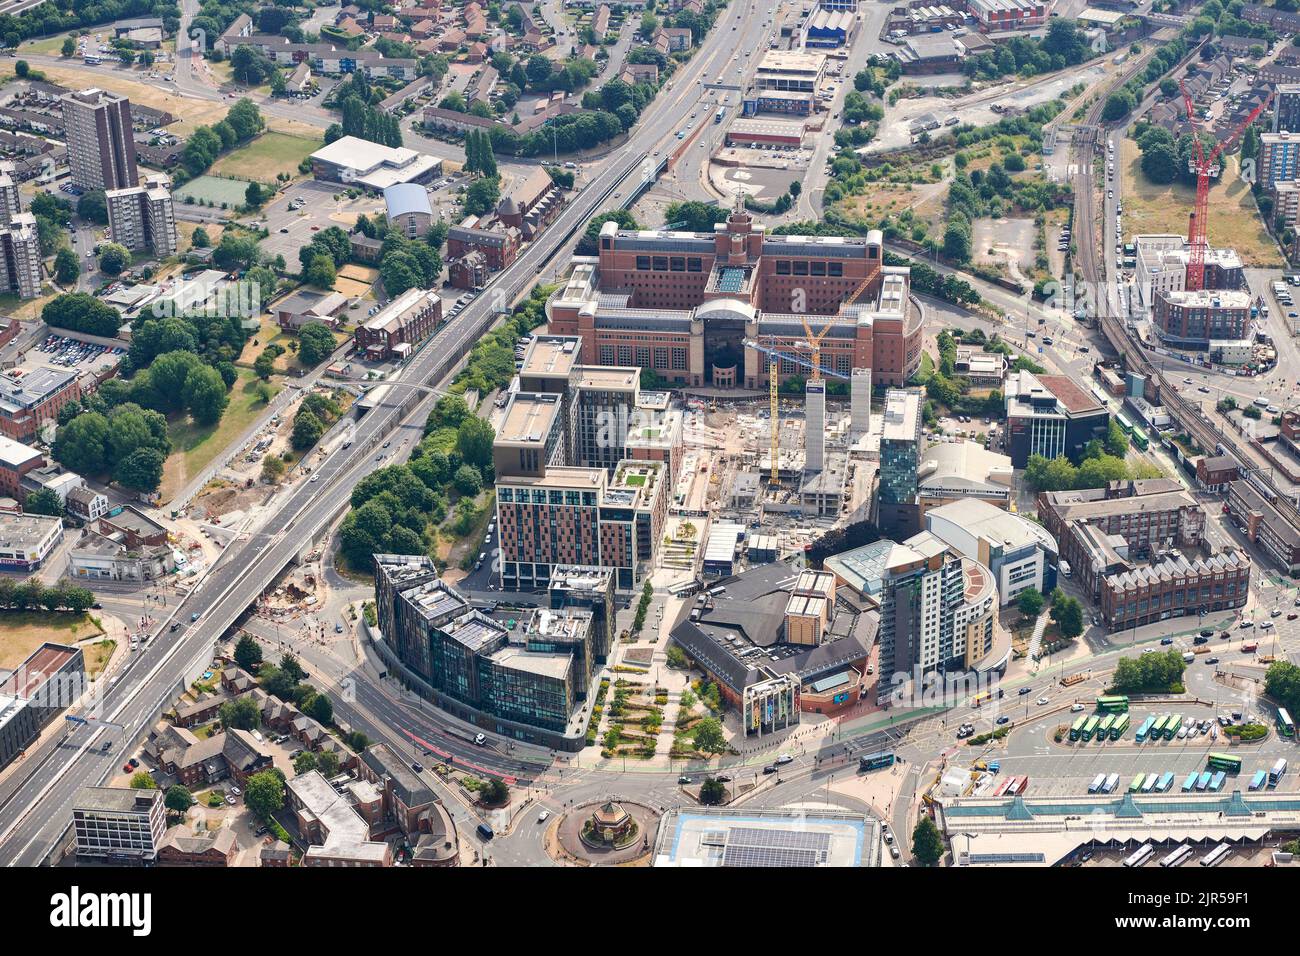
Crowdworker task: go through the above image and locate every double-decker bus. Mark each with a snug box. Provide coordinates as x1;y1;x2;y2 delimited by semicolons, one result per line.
1096;695;1129;713
1103;772;1120;793
1249;769;1267;791
859;751;895;772
1278;707;1296;738
1164;714;1182;741
1269;758;1288;787
1081;715;1100;741
1209;770;1227;791
1140;773;1158;793
1200;843;1233;867
1135;715;1156;743
1123;842;1155;867
1156;772;1175;792
1069;715;1088;741
1097;714;1116;739
1131;427;1149;451
1207;752;1242;774
1160;844;1193;868
1110;713;1130;740
1180;771;1199;792
1148;715;1169;741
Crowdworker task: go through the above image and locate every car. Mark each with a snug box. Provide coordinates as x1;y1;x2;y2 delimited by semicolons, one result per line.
1199;385;1211;393
170;621;181;632
1240;619;1254;629
1205;657;1220;665
995;715;1010;725
376;454;384;462
226;795;237;805
279;227;289;233
716;774;732;783
1262;620;1274;629
1036;696;1049;706
230;786;241;796
678;775;692;784
882;829;894;845
191;612;199;622
411;762;424;773
761;765;778;775
1070;703;1085;712
1018;686;1031;695
1193;635;1209;645
122;763;132;773
889;844;901;860
335;622;344;633
1271;608;1283;617
128;758;139;769
1160;637;1174;645
1079;851;1093;864
775;754;793;765
310;474;319;482
537;810;550;823
474;733;487;746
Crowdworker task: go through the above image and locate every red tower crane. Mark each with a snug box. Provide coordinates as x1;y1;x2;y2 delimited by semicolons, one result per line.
1178;80;1273;291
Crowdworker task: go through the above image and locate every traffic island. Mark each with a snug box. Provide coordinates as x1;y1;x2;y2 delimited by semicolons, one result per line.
550;799;660;866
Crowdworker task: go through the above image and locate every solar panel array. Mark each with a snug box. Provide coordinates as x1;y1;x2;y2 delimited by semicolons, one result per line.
720;827;832;867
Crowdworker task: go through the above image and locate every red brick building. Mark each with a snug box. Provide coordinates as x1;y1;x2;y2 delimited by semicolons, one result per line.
0;368;81;442
353;288;443;361
446;221;520;270
546;206;923;387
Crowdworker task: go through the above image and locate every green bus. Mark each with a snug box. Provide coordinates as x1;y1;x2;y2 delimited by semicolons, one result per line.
1131;428;1149;451
1127;773;1145;793
1069;715;1087;741
1207;753;1242;774
1081;715;1100;741
1278;708;1295;738
1098;714;1116;740
1164;714;1182;741
1149;715;1169;741
1096;695;1130;713
1111;713;1130;740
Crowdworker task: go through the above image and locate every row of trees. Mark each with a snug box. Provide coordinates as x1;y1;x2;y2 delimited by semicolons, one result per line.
182;99;264;177
1022;445;1161;493
1111;649;1188;694
0;578;96;613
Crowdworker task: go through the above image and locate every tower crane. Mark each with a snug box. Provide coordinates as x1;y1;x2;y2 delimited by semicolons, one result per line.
743;336;850;485
1178;80;1272;291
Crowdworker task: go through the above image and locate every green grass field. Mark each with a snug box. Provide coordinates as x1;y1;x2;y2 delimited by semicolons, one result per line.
211;132;321;183
174;175;253;208
159;368;281;503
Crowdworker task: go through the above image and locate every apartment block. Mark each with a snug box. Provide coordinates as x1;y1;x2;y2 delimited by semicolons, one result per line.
105;173;177;258
62;88;139;192
0;161;21;226
0;212;42;299
1226;479;1300;573
353;287;442;361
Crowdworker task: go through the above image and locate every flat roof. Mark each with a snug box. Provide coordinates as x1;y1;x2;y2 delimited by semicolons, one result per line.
574;365;639;391
757;50;827;74
654;808;873;867
520;334;581;379
498;392;563;447
489;644;573;680
0;512;62;549
882;388;920;442
0;435;42;470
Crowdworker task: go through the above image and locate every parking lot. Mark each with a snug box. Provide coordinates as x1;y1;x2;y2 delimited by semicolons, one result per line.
14;329;125;382
257;180;384;263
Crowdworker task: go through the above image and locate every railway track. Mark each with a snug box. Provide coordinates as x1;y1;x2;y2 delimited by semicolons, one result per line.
1071;48;1300;531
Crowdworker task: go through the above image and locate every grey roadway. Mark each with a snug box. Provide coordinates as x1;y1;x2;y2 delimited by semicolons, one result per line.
0;0;795;867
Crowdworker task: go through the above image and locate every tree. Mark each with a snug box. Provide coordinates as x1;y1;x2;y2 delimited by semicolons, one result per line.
456;416;494;469
911;816;944;865
244;181;264;208
293;751;319;775
452;464;482;497
43;293;121;337
61;36;74;57
1102;90;1135;122
1016;587;1044;618
77;190;108;225
130;771;158;790
219;695;262;731
305;691;333;725
191;227;211;249
691;716;726;754
298;322;336;366
304;253;336;289
53;247;80;285
698;777;726;805
480;777;509;805
24;488;63;518
291;409;324;451
112;447;166;494
98;243;130;276
14;60;28;78
234;633;263;671
244;770;286;818
182;365;229;426
164;785;194;814
1050;595;1085;640
53;411;111;475
279;653;305;684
